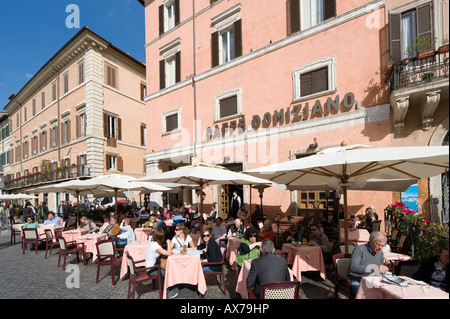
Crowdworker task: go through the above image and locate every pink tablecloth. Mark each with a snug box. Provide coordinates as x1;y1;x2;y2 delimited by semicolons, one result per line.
37;225;64;241
61;229;89;242
120;240;150;279
340;229;370;246
283;244;326;282
76;233;107;261
226;237;242;266
356;276;449;299
236;259;295;299
164;252;206;299
383;252;412;272
134;228;153;241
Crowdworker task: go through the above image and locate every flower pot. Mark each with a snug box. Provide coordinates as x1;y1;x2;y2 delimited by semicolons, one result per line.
417;49;434;60
438;44;449;54
384;64;393;76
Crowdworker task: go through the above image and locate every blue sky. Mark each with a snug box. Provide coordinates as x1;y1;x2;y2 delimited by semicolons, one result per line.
0;0;145;110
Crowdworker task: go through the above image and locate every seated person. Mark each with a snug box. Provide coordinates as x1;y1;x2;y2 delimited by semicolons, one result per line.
23;216;39;229
237;204;249;220
235;226;262;271
413;239;449;292
197;228;223;272
98;214;111;233
43;212;62;227
259;219;275;242
155;214;169;237
101;215;121;239
169;222;196;250
211;217;227;243
247;239;291;298
309;224;330;253
206;203;218;224
281;224;301;243
79;216;99;233
347;231;389;295
228;218;245;238
117;217;135;245
143;214;157;230
137;207;149;222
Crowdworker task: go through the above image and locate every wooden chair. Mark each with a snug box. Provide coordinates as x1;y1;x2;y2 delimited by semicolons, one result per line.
22;228;44;254
125;251;162;299
44;229;60;259
332;253;354;299
202;246;228;295
95;239;122;286
57;236;85;270
10;222;23;245
371;220;382;232
391;234;408;254
248;281;301;299
394;260;421;277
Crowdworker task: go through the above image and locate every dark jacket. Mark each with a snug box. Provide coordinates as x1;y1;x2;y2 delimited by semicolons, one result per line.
246;253;291;298
413;255;449;292
197;238;222;272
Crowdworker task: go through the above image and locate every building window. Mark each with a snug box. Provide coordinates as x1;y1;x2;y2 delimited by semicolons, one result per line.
103;113;122;146
214;88;242;121
76;113;87;138
16;113;19;127
106;154;123;171
211;8;242;68
105;63;118;89
160;52;180;89
40;130;47;152
289;0;336;34
140;83;147;101
32;135;38;155
389;2;433;62
63;72;69;94
41;91;46;110
51;81;57;101
78;60;85;85
162;109;180;134
293;56;336;100
50;126;58;149
32;98;37;116
24;106;27;122
140;123;146;146
159;0;179;35
61;119;71;145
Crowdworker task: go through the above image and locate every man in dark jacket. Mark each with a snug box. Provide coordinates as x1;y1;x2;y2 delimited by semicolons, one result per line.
246;239;291;298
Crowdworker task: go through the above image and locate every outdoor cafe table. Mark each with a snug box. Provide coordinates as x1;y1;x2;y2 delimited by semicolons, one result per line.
36;224;64;240
134;228;153;241
355;275;449;299
120;240;150;279
235;259;295;299
383;252;413;273
339;228;370;246
226;236;242;266
61;229;89;242
279;216;304;225
76;233;107;262
282;243;326;282
164;248;206;299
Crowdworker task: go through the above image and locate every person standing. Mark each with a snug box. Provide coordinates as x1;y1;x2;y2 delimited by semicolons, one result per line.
230;191;241;220
36;201;49;224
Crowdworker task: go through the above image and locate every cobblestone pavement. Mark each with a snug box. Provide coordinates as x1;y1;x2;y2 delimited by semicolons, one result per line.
0;227;344;300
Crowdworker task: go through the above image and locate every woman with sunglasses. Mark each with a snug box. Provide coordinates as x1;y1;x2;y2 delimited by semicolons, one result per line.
169;222;196;251
235;226;261;272
197;228;223;272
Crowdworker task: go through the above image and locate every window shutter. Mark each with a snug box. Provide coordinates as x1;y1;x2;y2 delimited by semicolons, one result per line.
324;0;336;21
159;5;164;35
117;156;123;172
220;96;238;118
416;2;433;46
61;122;66;144
175;51;181;83
117;117;122;141
140;124;145;146
160;59;166;89
174;0;180;26
313;68;328;93
289;0;300;34
66;120;71;142
211;31;219;68
77;155;81;176
105;155;110;170
234;20;242;58
389;13;402;62
103;113;108;137
166;114;178;132
76;115;80;138
300;73;313;96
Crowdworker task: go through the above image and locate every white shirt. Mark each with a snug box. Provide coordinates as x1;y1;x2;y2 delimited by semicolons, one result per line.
145;242;162;268
99;222;110;233
172;234;192;250
118;224;135;244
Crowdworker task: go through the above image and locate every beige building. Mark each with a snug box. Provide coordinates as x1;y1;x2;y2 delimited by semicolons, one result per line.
1;27;147;212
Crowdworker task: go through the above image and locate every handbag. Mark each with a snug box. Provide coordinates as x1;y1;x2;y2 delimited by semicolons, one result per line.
155;256;167;270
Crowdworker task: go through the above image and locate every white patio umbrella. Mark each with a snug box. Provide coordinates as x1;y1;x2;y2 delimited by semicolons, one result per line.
245;144;449;253
0;194;39;200
138;162;276;226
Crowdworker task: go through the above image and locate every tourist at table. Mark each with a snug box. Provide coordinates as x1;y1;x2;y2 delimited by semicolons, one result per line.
364;205;378;232
98;214;110;233
43;212;62;227
258;219;275;242
309;224;330;253
79;216;99;233
228;218;245;238
347;231;389;295
413;239;449;292
137;207;149;222
247;239;291;298
250;205;261;228
169;222;195;250
23;216;38;229
281;224;301;244
101;215;120;239
197;228;223;272
117;218;135;245
155;214;169;236
237;204;249;220
235;226;262;271
206;202;218;225
211;217;227;243
145;228;178;299
143;214;157;230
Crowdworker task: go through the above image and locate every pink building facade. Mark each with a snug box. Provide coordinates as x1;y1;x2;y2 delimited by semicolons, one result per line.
140;0;448;223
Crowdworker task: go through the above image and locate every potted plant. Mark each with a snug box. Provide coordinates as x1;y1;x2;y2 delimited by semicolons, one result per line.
408;35;436;60
421;72;435;82
438;38;449;54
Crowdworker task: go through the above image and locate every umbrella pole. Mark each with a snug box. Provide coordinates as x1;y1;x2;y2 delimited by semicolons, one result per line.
115;189;118;216
76;191;80;228
343;186;349;254
199;183;204;229
249;185;252;218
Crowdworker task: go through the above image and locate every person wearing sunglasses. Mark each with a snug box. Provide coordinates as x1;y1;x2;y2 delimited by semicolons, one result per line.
235;226;262;272
169;222;196;251
309;224;330;253
197;229;223;272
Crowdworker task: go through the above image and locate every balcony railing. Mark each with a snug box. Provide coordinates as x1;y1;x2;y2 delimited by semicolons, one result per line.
2;165;91;190
389;48;449;92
